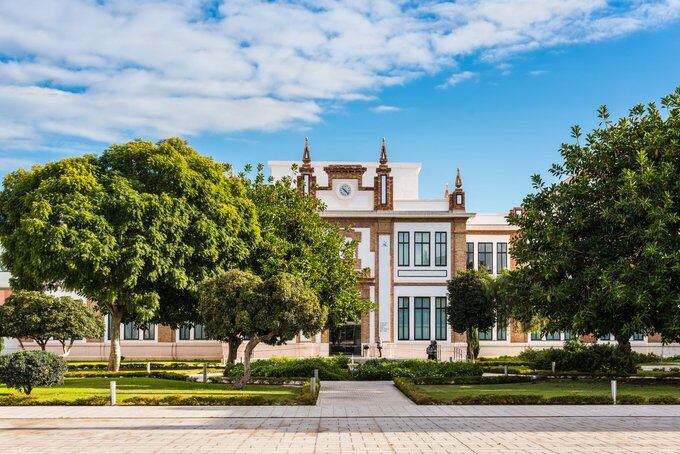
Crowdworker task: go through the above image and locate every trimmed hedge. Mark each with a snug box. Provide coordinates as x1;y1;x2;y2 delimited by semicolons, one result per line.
412;375;535;385
519;343;638;374
67;361;222;371
0;395;109;406
0;350;68;394
66;371;197;381
394;377;679;405
224;356;351;380
353;359;483;380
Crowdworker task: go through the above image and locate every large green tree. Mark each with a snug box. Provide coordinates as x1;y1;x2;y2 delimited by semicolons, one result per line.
509;88;680;352
447;269;495;361
198;270;326;385
219;165;370;358
0;138;258;370
0;290;103;356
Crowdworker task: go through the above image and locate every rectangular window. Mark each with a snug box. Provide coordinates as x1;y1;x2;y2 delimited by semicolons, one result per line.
179;325;191;340
414;232;430;266
123;322;139;340
478;328;493;340
531;332;541;341
398;297;409;340
631;333;644;341
435;232;447;267
414;297;431;340
466;242;474;269
435;297;447;340
380;174;387;204
496;323;507;341
397;232;410;266
194;324;206;340
142;324;155;340
496;243;508;273
303;174;310;195
478;242;493;272
564;331;573;341
545;332;560;341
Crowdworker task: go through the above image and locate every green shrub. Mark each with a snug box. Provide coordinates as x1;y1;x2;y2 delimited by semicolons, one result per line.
224;356;351;380
617;394;647;405
647;395;680;404
67;370;196;381
518;342;637;374
68;361;222;371
354;359;483;380
0;395;109;406
412;375;535;385
0;350;68;394
546;395;612;405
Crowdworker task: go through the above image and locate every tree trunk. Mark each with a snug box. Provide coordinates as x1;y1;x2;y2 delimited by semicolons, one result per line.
61;339;75;357
465;330;475;363
108;309;123;371
227;336;242;364
233;337;261;389
17;338;25;350
614;334;631;354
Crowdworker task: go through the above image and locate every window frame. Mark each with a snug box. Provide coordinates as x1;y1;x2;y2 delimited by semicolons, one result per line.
466;242;474;269
434;232;447;267
478;242;493;272
398;297;409;340
397;232;410;267
380;174;387;204
496;242;508;273
414;232;431;267
435;297;447;340
413;297;431;340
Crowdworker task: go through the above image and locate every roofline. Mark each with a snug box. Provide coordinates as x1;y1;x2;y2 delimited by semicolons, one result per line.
321;211;474;219
268;160;422;169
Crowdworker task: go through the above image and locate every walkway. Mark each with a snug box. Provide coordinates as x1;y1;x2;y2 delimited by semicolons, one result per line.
1;381;679;453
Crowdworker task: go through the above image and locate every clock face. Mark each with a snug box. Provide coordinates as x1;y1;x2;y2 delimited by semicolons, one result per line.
338;183;353;198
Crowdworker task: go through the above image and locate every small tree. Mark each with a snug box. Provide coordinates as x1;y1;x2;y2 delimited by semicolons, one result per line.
197;270;259;364
0;350;68;395
198;270;327;386
0;291;103;356
447;269;494;361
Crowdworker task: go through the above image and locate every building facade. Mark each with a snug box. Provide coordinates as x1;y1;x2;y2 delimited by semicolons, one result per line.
1;139;678;360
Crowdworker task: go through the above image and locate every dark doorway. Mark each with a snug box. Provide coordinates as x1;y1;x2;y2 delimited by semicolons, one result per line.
329;322;361;356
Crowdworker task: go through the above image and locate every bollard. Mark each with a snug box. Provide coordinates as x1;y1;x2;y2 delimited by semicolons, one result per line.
203;364;208;383
146;362;151;374
310;375;316;394
314;368;319;387
110;380;117;406
551;361;556;375
504;365;508;376
611;380;617;405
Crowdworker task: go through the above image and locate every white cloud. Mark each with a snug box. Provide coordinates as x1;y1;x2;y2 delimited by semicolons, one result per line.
439;71;476;88
371;105;402;113
0;0;678;150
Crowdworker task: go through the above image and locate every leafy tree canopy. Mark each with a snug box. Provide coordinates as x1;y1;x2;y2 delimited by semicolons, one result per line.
0;290;103;356
0;138;259;369
508;88;680;351
240;164;370;328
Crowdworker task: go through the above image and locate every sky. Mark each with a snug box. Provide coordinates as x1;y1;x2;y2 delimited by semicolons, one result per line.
0;0;679;212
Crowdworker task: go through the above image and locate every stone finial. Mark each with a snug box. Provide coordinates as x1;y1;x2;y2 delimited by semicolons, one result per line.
455;168;462;189
379;137;388;164
302;137;311;164
444;182;449;198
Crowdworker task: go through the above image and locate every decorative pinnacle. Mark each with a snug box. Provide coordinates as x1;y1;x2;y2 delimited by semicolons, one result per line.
455;168;462;189
302;137;311;164
379;137;388;164
444;182;449;197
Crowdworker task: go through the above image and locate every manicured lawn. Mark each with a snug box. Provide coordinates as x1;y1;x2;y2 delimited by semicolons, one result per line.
417;379;680;400
0;377;300;403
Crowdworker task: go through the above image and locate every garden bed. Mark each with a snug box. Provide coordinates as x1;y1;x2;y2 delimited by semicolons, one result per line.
395;377;680;405
0;376;318;406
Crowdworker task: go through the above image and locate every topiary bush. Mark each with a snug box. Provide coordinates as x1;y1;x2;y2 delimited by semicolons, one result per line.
0;350;68;394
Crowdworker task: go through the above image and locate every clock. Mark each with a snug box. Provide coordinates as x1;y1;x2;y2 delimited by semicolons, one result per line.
337;183;353;199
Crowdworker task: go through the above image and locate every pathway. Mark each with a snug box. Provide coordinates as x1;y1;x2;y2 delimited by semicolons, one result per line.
1;381;679;452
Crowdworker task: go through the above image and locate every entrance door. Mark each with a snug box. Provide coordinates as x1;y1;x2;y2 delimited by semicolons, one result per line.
329;322;361;356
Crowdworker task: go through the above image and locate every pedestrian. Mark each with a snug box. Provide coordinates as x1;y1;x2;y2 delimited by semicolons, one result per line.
426;340;438;361
376;338;383;358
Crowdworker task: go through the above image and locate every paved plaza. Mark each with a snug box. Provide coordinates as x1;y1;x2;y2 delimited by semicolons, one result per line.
0;381;679;453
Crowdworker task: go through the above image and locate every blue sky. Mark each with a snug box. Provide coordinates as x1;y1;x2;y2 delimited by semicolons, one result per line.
1;1;679;212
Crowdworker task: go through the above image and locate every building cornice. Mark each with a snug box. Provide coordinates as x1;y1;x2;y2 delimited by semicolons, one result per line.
321;210;475;219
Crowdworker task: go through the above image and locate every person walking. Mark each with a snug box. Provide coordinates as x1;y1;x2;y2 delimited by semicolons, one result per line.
426;340;438;361
376;338;383;358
